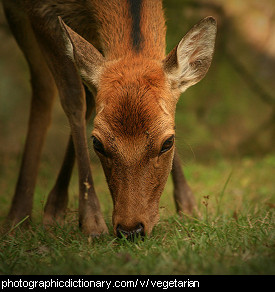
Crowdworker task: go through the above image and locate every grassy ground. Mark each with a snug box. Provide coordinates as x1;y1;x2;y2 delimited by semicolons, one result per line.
0;154;274;275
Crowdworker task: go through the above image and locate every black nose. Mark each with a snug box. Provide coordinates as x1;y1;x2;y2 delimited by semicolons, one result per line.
116;223;145;240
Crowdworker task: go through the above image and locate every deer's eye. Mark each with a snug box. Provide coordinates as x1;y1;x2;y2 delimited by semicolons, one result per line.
92;136;106;156
160;135;174;154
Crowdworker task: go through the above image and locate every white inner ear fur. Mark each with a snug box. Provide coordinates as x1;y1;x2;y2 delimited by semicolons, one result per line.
59;17;75;63
59;17;104;89
65;40;103;89
167;17;217;93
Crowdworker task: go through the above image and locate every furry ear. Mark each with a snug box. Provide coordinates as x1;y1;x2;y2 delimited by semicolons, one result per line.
163;17;217;94
59;17;105;89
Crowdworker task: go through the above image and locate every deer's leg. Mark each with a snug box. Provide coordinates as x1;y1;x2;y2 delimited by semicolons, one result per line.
7;70;56;227
43;135;74;226
29;16;107;236
3;3;57;227
57;83;107;235
43;87;95;226
171;149;197;215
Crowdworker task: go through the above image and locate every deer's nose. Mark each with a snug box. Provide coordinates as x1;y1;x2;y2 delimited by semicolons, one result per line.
116;223;145;240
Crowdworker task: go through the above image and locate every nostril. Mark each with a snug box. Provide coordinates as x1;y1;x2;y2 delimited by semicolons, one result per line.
116;224;127;239
116;223;145;240
135;223;144;236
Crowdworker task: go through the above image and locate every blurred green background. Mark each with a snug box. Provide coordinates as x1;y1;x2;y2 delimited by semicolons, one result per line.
0;0;274;170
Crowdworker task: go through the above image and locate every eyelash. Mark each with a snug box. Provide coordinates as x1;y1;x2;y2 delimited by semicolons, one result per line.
160;135;174;154
92;136;106;156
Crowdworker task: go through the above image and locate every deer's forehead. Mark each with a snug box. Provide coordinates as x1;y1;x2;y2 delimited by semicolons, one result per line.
93;58;175;143
95;93;174;138
98;57;169;94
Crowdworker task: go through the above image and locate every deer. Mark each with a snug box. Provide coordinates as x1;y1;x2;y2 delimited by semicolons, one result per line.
2;0;217;239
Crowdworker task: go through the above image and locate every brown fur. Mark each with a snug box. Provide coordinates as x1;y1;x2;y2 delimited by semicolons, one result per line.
2;0;216;237
96;58;173;136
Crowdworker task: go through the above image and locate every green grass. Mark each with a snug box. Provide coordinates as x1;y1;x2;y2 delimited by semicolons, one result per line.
0;155;274;275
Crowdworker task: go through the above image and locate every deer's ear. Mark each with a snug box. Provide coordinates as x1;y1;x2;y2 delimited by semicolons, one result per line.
163;17;217;95
59;17;105;89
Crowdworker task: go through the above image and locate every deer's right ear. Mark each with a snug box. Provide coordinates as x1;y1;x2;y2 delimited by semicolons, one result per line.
59;17;105;89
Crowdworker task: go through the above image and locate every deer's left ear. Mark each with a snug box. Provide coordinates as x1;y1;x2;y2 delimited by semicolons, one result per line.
59;17;105;90
163;17;217;95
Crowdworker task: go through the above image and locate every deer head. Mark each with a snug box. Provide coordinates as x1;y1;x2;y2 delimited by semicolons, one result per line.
60;16;217;237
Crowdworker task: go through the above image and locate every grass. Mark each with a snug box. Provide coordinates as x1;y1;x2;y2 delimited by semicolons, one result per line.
0;154;274;275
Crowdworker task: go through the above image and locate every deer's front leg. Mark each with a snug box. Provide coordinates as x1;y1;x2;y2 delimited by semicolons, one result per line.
70;114;107;235
57;81;107;236
43;87;95;227
30;21;108;236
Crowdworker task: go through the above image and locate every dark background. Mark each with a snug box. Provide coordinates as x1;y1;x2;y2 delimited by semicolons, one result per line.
0;0;274;167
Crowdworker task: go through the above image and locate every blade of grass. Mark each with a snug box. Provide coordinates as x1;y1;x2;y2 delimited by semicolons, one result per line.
216;170;233;217
2;215;29;238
